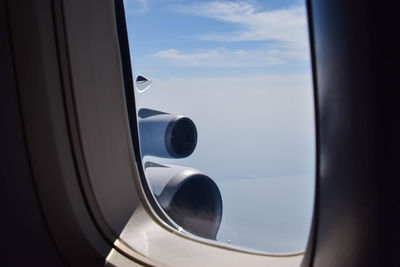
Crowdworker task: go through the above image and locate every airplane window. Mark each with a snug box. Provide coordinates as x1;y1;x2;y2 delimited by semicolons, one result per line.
123;0;314;253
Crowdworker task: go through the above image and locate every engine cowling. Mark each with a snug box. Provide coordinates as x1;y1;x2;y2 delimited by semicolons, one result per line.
138;108;197;158
144;162;223;240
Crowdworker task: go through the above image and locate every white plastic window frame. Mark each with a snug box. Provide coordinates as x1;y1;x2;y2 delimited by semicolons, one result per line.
34;0;315;265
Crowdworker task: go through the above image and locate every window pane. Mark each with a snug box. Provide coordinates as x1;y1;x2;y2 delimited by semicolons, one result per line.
124;0;314;253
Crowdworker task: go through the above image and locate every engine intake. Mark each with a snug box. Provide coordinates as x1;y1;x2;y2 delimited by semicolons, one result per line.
138;109;197;158
145;162;223;240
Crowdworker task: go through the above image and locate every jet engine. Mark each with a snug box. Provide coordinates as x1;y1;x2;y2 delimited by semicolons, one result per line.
138;108;197;158
144;162;222;240
137;108;222;240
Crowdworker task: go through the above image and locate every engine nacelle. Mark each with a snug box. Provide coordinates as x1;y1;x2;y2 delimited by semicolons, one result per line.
144;162;223;240
138;108;197;158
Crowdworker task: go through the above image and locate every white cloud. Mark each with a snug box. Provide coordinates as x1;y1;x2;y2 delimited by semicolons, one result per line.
136;74;315;136
178;1;309;47
151;45;308;67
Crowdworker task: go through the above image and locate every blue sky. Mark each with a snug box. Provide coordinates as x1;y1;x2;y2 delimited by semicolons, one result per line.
124;0;311;78
124;0;315;253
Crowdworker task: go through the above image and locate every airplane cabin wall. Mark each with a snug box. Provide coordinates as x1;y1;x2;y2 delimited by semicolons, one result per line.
0;1;65;265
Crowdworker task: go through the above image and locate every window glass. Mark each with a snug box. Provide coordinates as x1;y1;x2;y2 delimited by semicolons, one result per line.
124;0;314;253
